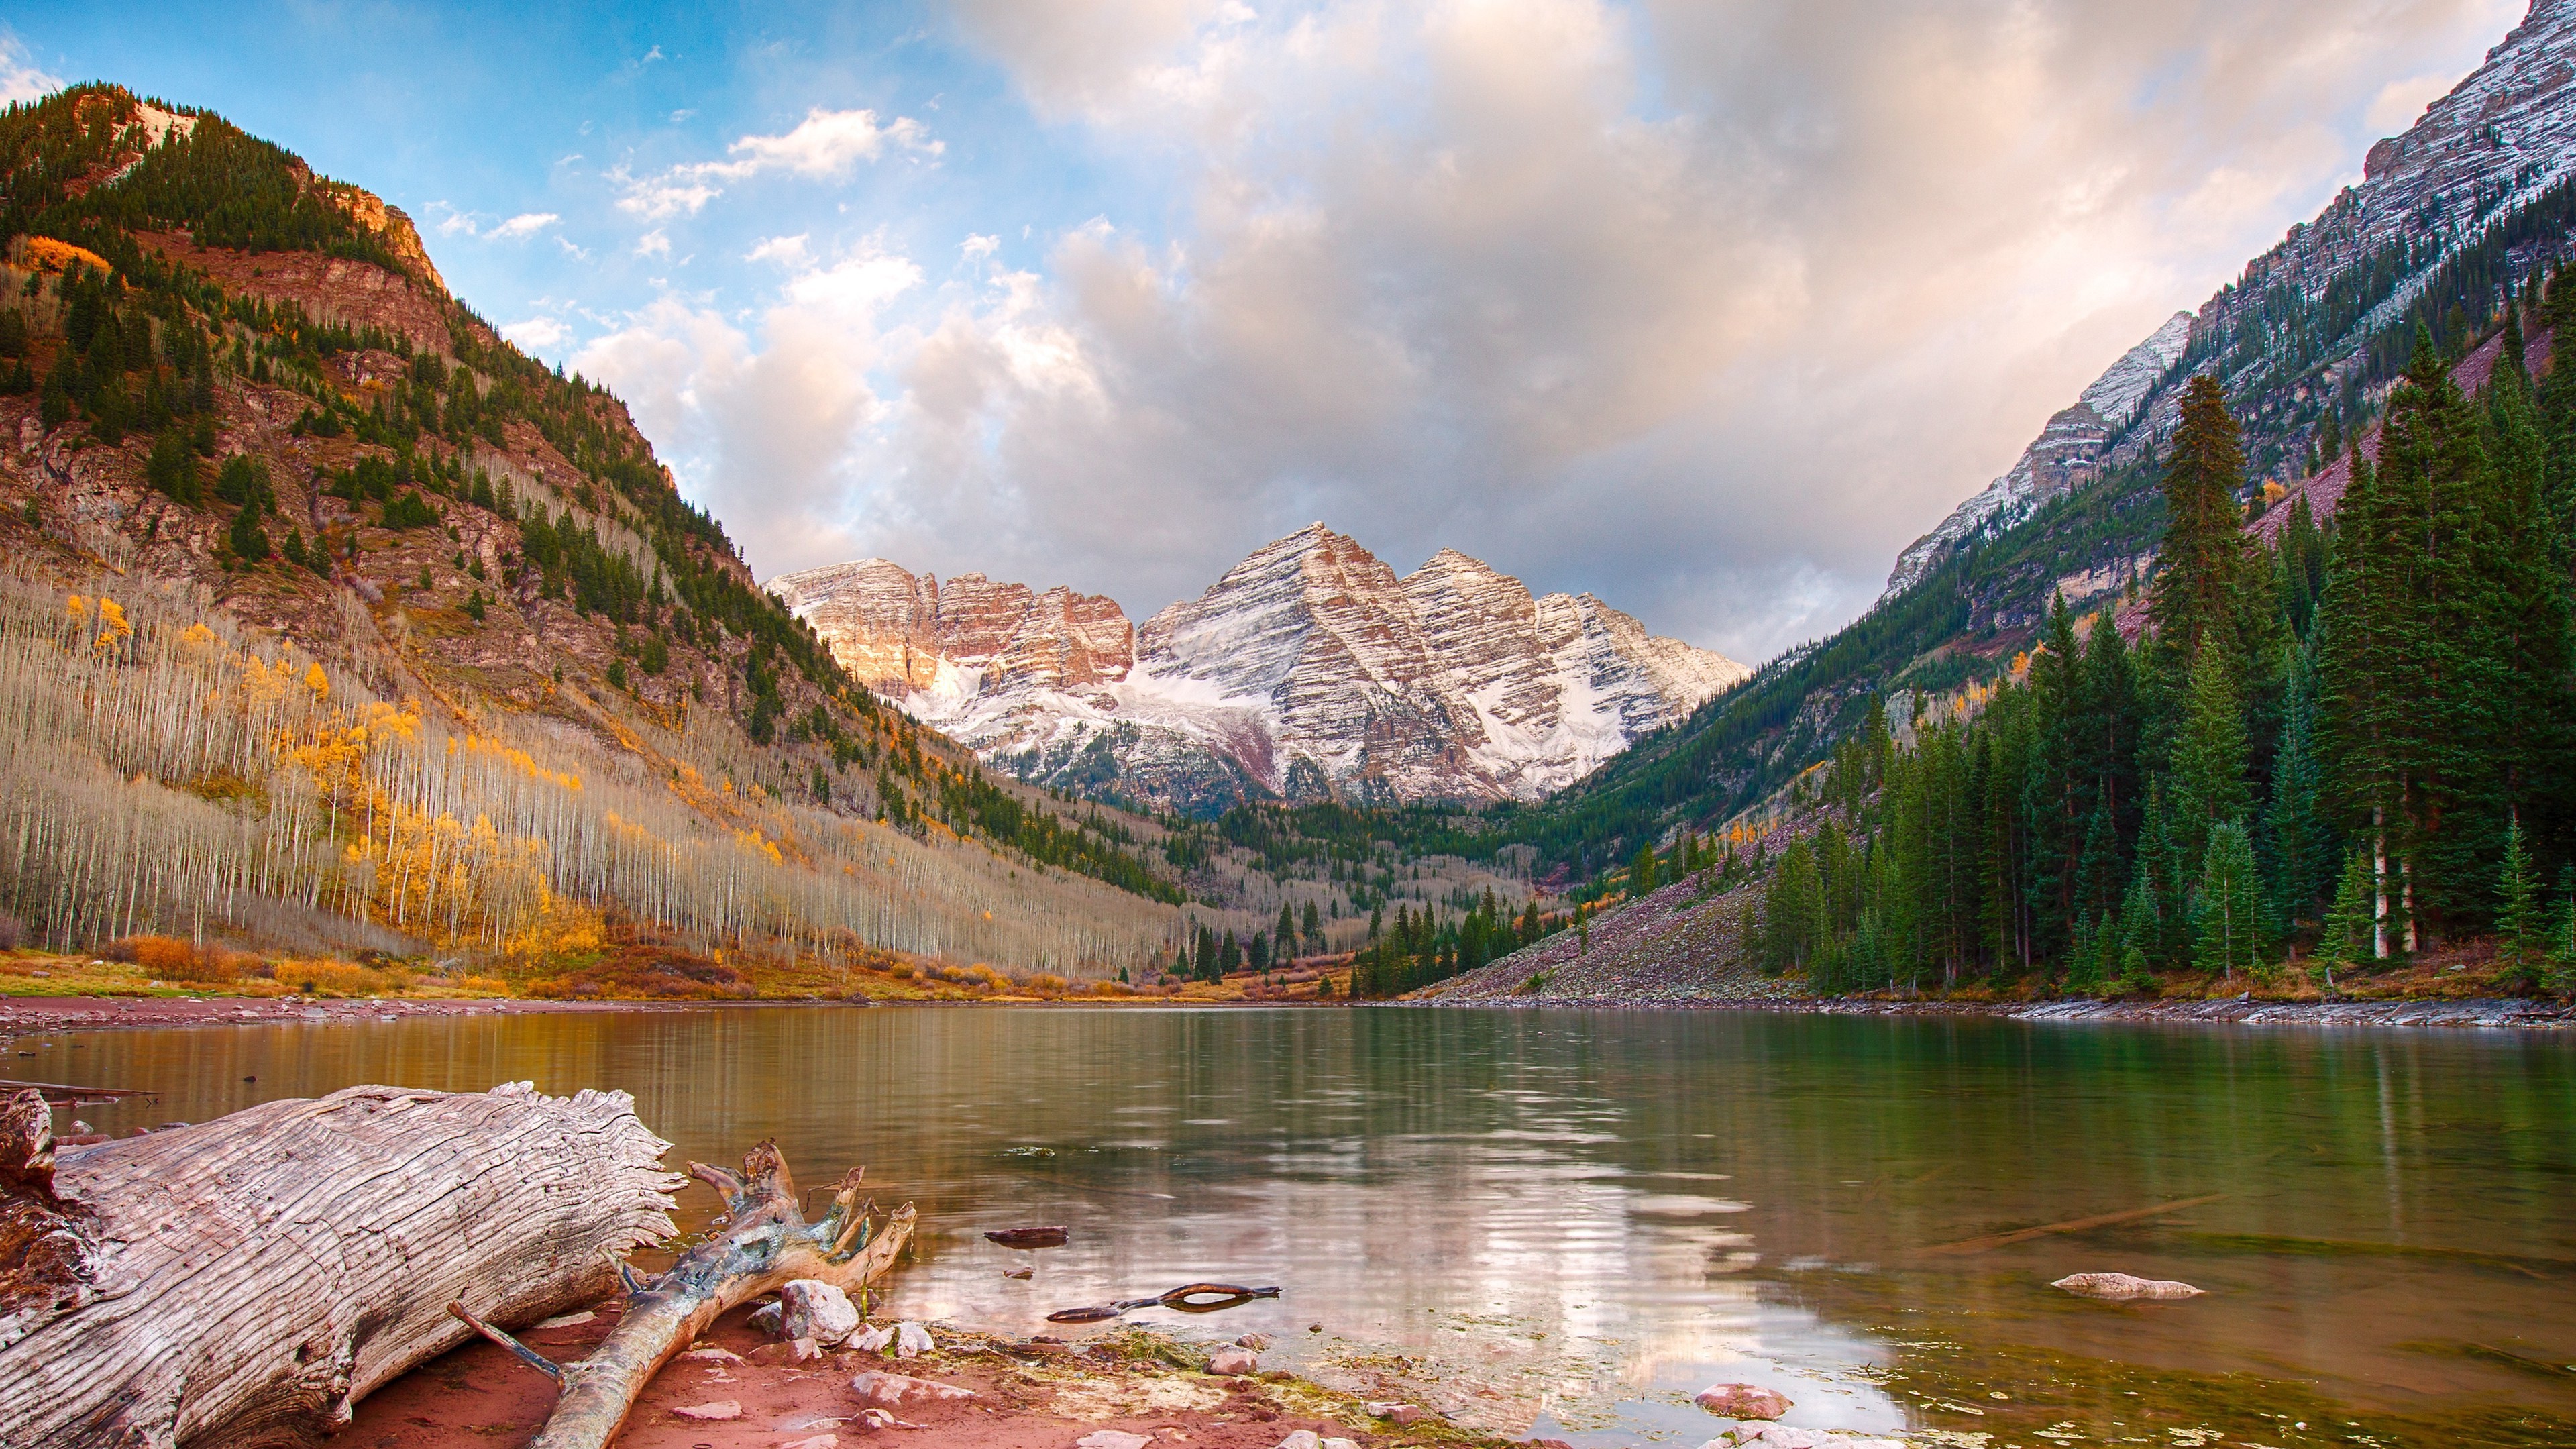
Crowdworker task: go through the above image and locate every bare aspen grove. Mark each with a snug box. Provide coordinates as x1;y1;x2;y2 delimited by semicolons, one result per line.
0;570;1185;974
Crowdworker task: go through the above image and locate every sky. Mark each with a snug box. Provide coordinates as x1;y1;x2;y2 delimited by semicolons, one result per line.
1;0;2526;663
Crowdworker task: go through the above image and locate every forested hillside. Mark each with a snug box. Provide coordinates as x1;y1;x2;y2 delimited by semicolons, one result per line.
0;85;1208;981
1746;330;2575;994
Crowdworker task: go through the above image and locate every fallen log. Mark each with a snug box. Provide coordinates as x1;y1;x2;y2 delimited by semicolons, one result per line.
488;1138;916;1449
0;1082;680;1449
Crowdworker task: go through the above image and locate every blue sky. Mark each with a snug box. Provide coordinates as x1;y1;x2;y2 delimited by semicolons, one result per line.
0;0;2524;662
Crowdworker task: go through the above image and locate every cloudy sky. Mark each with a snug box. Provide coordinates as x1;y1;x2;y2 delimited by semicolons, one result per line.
5;0;2522;661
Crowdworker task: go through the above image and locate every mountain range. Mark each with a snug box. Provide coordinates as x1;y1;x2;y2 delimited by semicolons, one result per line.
769;525;1748;812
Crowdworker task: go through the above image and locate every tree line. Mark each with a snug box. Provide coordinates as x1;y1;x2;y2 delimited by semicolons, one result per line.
1753;299;2576;994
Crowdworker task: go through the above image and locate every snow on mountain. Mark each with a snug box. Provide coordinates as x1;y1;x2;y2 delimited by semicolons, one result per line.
1884;0;2576;602
769;525;1749;810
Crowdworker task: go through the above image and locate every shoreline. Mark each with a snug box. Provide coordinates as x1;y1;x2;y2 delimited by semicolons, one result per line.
1417;991;2576;1028
345;1303;1521;1449
5;989;2571;1042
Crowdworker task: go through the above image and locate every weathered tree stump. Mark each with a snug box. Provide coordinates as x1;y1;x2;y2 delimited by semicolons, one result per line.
501;1139;916;1449
0;1082;681;1449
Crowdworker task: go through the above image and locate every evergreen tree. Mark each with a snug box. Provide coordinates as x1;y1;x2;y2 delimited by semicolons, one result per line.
2153;374;2252;658
2171;641;2251;872
2195;818;2265;983
2316;849;2376;994
2116;862;2159;994
1631;839;1658;897
2259;644;2331;932
2496;821;2543;991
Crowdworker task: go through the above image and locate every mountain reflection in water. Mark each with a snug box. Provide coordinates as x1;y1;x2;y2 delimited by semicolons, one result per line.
40;1006;2576;1446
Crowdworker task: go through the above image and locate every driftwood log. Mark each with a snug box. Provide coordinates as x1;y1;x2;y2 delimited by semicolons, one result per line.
474;1139;916;1449
0;1082;681;1449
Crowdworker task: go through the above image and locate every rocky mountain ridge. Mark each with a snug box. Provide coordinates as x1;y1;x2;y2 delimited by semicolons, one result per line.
1886;0;2576;602
769;525;1749;811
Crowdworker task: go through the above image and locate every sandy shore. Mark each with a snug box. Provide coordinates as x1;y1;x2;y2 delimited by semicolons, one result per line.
347;1301;1519;1449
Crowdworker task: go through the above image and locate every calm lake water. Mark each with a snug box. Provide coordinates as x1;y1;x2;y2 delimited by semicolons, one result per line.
29;1006;2576;1446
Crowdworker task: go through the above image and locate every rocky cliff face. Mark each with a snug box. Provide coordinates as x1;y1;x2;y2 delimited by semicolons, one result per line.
770;525;1748;810
1886;0;2576;600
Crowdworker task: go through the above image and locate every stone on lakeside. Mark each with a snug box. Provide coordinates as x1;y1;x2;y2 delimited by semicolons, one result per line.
1273;1434;1323;1449
782;1279;863;1344
894;1320;936;1356
2052;1271;2206;1300
669;1400;742;1421
1362;1400;1424;1424
851;1322;896;1352
1694;1383;1794;1419
1076;1432;1157;1449
780;1436;838;1449
1208;1345;1260;1375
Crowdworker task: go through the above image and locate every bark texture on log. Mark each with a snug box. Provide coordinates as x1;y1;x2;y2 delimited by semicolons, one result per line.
522;1140;916;1449
0;1082;682;1449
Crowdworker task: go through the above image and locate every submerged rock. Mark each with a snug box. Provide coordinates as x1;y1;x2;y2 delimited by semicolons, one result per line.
1694;1383;1793;1419
2052;1271;2206;1300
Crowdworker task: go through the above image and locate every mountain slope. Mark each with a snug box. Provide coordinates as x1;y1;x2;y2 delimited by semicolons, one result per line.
770;525;1749;812
1489;0;2576;888
0;84;1197;976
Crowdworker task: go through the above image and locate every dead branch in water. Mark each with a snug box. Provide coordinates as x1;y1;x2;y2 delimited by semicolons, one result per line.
500;1140;916;1449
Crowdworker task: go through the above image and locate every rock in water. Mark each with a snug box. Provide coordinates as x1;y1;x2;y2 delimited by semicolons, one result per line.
782;1279;862;1344
2053;1271;2205;1300
1694;1383;1793;1420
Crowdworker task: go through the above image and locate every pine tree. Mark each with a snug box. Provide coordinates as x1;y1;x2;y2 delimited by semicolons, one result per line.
2195;818;2265;983
2116;861;2159;994
2153;374;2252;658
2259;644;2330;932
2171;642;2250;872
1631;839;1658;897
2496;821;2542;991
2316;849;2375;994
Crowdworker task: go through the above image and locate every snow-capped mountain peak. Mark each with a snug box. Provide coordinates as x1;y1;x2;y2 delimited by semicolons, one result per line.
770;528;1749;810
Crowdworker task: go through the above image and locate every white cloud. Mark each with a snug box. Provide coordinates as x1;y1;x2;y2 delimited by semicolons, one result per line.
488;211;561;241
636;229;671;258
575;252;923;568
502;317;572;352
616;107;941;219
0;33;60;105
590;0;2523;662
746;233;812;266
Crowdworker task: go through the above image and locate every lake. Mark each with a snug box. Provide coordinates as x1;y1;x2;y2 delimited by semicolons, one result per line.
30;1005;2576;1447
